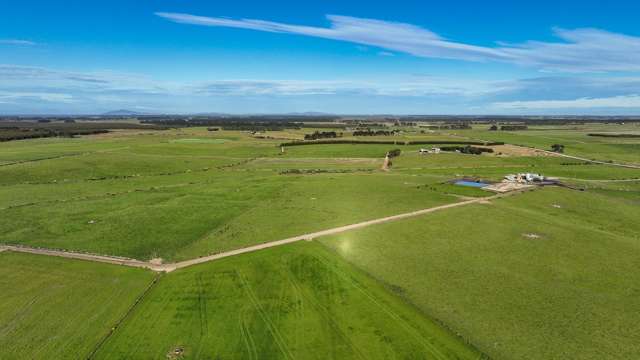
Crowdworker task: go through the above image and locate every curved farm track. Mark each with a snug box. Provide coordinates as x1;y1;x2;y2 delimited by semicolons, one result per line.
0;190;527;272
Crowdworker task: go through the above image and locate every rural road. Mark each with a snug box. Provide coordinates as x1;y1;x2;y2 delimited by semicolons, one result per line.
558;177;640;182
537;149;640;169
1;190;525;272
0;245;159;270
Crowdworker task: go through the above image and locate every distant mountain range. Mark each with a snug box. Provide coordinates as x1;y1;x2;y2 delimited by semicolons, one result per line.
101;109;154;116
100;110;334;117
283;112;334;116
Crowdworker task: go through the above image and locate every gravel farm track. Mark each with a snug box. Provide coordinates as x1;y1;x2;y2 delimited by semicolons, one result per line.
1;190;529;273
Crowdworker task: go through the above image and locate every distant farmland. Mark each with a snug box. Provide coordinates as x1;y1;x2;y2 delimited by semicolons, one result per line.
1;120;639;359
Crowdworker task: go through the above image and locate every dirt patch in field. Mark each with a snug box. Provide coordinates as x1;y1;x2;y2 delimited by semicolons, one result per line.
167;346;184;359
490;144;560;157
255;157;379;164
523;233;541;239
484;182;534;193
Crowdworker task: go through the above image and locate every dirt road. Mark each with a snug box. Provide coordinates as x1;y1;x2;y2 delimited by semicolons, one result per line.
1;190;525;272
537;150;640;169
381;153;390;171
557;177;640;183
0;245;167;271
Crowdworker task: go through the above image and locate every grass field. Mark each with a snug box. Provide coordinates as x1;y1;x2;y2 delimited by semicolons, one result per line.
320;187;640;360
94;241;482;360
0;127;498;261
444;123;640;165
3;126;638;261
2;122;640;359
0;251;155;359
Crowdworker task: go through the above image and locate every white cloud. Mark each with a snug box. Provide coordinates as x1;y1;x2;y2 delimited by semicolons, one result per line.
0;65;173;95
156;12;640;73
0;64;497;98
493;95;640;109
192;77;501;97
0;39;36;46
0;91;74;103
4;63;640;113
156;13;506;62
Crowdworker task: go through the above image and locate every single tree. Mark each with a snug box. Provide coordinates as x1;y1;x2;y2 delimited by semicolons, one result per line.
551;144;565;153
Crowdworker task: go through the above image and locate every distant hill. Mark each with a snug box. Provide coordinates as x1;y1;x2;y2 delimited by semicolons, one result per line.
193;112;232;116
285;111;334;116
101;109;152;116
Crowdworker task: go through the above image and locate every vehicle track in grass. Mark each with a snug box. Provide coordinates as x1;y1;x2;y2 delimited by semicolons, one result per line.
538;150;640;169
0;189;528;272
86;272;161;359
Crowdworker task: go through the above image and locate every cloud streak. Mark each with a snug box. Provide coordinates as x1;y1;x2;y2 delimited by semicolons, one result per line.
0;39;36;46
0;91;73;103
493;94;640;110
156;12;640;73
4;64;640;113
0;64;499;98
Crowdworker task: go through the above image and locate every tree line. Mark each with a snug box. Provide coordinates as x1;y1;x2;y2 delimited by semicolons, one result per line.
439;145;494;155
0;128;109;142
490;124;529;131
423;123;472;130
352;129;398;136
280;140;504;147
304;131;340;140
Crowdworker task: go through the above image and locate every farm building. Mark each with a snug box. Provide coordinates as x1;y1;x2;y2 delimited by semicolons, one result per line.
419;147;441;154
505;173;545;184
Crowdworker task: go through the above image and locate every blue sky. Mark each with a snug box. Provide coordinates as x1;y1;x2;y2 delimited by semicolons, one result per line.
2;0;640;114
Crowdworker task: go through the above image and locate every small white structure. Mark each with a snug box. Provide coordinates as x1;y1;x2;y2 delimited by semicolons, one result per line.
505;173;545;184
419;147;441;154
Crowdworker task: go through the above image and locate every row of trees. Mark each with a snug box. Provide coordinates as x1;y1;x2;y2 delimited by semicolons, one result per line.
353;129;397;136
280;140;504;147
304;131;340;140
489;124;529;131
440;145;494;155
0;128;109;142
424;123;472;130
588;133;640;138
141;119;301;131
387;148;402;158
281;139;399;146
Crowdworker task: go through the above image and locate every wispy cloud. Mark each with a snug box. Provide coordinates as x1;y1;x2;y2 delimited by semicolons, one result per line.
192;77;502;97
0;64;498;98
0;91;73;103
493;94;640;110
156;13;507;63
193;80;348;96
0;65;171;95
4;64;640;113
156;12;640;73
0;39;36;46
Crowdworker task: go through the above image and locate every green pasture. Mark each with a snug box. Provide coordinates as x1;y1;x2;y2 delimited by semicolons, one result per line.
94;242;482;360
2;126;638;261
0;252;154;359
1;123;640;360
320;187;640;360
